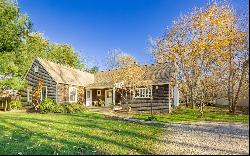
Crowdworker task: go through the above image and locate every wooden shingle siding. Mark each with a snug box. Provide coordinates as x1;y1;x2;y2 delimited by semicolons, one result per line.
92;89;106;102
57;83;69;103
57;84;85;104
21;60;57;105
121;84;170;114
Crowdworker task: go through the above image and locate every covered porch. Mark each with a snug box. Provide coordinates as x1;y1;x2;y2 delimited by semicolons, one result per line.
85;82;121;107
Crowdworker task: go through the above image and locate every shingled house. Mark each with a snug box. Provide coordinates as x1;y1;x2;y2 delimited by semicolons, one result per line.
21;58;179;113
85;63;178;113
21;58;94;106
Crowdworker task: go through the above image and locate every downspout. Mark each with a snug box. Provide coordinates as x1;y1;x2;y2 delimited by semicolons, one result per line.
113;86;116;106
169;84;171;113
56;83;58;103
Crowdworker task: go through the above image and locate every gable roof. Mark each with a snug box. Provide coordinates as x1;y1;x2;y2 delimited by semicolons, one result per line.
36;58;94;86
86;62;174;89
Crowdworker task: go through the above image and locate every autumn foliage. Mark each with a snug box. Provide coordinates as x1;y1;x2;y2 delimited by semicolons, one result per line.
151;1;249;115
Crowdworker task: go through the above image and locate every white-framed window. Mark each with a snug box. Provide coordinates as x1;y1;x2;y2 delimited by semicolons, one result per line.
86;90;91;99
34;65;39;73
69;87;77;102
27;87;32;102
40;86;47;101
134;87;152;98
97;90;101;96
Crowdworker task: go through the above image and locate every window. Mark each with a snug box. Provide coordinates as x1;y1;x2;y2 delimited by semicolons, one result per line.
87;91;91;99
134;87;152;98
27;88;32;102
69;87;77;102
34;65;39;73
40;86;47;101
106;91;112;98
97;90;101;96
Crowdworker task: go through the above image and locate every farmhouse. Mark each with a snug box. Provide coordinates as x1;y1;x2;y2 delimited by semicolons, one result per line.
21;58;179;113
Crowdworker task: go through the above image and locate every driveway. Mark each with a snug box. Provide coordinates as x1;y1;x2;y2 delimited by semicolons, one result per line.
162;122;249;155
87;107;249;155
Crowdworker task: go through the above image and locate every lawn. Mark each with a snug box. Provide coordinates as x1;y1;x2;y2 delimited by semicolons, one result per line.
128;106;249;123
0;111;164;155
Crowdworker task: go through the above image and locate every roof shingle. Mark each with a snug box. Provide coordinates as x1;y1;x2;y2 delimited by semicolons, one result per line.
36;58;94;86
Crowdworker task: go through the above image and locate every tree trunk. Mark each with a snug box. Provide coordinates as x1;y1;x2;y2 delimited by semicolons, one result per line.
190;88;195;109
185;94;189;108
232;59;249;114
228;56;233;113
199;101;204;118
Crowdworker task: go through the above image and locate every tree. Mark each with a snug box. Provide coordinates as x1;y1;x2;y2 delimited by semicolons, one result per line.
47;44;84;69
0;52;27;91
86;66;99;73
0;0;32;53
103;49;137;70
103;49;121;70
106;53;152;112
15;32;50;76
151;1;248;116
117;53;137;68
0;0;87;92
0;0;31;91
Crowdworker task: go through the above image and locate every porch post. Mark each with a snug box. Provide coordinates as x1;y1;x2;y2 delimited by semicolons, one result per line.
113;87;116;105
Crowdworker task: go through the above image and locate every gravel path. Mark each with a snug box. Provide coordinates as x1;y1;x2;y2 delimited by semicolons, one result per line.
88;107;249;154
162;122;249;155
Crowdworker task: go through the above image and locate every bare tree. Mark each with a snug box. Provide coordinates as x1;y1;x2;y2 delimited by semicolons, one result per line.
103;49;138;70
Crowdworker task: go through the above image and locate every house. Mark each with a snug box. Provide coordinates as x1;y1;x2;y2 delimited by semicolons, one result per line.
21;58;179;113
21;58;94;105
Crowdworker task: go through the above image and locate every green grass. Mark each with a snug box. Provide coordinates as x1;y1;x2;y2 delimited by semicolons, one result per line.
0;111;164;155
128;106;249;123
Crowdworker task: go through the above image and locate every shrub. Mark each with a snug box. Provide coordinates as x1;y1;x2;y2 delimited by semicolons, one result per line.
54;104;65;113
145;115;157;121
38;99;87;114
39;98;58;114
64;103;86;113
98;99;105;107
64;104;75;113
9;100;22;110
109;102;114;109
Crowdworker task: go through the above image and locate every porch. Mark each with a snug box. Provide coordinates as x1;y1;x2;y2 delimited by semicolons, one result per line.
85;85;121;107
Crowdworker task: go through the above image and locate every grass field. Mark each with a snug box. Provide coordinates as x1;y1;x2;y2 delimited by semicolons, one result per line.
128;106;249;123
0;111;164;155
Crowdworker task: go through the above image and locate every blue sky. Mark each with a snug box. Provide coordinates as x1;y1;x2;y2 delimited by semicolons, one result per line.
18;0;247;70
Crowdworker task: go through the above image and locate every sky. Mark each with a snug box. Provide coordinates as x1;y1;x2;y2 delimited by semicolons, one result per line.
18;0;248;70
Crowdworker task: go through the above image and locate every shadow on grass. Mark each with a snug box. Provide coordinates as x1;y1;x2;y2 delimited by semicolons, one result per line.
0;119;104;155
0;112;163;155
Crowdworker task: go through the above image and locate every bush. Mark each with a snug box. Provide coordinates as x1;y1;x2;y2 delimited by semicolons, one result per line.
64;103;86;113
9;100;22;110
109;102;114;109
39;98;58;114
54;104;65;113
145;115;157;121
64;104;75;113
38;98;87;114
98;99;105;107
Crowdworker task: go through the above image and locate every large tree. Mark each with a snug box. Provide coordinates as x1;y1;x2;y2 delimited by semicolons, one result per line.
0;0;32;53
0;0;86;91
0;0;31;91
47;43;84;69
103;49;137;70
151;1;248;115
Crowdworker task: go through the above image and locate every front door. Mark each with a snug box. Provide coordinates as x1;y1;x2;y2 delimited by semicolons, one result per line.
105;90;113;106
86;90;92;107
